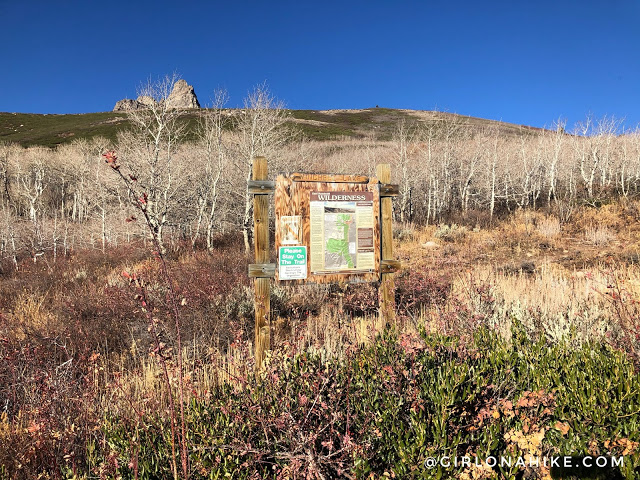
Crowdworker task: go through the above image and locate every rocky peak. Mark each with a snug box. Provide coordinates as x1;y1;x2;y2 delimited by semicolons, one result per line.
167;79;200;109
113;98;142;112
136;95;156;107
113;79;200;111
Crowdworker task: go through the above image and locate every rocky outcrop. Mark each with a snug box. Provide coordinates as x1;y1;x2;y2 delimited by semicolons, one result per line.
137;95;156;107
167;79;200;109
113;79;200;111
113;99;142;112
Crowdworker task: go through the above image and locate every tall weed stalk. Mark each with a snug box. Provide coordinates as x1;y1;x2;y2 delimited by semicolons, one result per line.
103;151;188;479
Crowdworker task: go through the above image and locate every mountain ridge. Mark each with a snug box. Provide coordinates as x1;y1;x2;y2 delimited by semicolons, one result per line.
0;108;547;148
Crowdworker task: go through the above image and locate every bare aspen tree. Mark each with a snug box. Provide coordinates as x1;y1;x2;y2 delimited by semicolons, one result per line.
486;130;504;221
11;147;56;258
50;143;78;221
622;128;640;196
193;89;230;249
543;119;567;206
470;129;504;218
0;207;16;268
596;116;622;194
531;134;546;209
573;115;621;201
419;116;464;222
0;144;12;209
419;119;442;224
47;144;77;254
456;131;485;213
67;138;111;224
13;147;48;225
91;151;121;251
235;83;292;253
71;146;91;223
117;74;188;251
574;116;600;199
618;132;631;197
514;133;544;209
0;144;17;267
392;118;419;223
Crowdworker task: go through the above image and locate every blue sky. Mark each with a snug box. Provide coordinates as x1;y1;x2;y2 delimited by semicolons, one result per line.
1;0;639;129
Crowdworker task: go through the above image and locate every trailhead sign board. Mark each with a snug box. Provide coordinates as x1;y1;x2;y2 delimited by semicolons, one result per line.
275;174;381;284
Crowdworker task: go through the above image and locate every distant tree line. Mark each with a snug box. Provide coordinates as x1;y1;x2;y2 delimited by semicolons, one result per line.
1;76;640;266
390;114;640;225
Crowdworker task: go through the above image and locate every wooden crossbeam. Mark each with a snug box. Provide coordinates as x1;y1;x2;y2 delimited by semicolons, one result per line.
248;180;276;194
248;263;276;278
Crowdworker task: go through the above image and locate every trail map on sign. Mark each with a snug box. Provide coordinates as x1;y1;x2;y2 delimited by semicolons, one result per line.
310;191;375;273
325;207;357;269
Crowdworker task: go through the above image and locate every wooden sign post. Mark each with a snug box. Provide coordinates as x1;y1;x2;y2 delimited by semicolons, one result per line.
377;164;397;325
248;156;275;370
248;159;399;368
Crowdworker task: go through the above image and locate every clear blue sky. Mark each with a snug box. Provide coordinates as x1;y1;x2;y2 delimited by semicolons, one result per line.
1;0;639;129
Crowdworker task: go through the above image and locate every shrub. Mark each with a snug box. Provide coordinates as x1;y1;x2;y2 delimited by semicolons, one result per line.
585;224;616;246
536;216;561;238
99;323;640;479
341;283;379;317
434;223;467;243
393;226;415;241
395;268;453;317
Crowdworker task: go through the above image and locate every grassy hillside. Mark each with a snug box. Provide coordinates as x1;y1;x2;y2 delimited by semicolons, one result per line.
0;111;131;148
1;108;546;148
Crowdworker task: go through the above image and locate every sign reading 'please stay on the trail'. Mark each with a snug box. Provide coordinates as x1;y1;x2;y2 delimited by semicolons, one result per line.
278;246;307;280
274;174;382;285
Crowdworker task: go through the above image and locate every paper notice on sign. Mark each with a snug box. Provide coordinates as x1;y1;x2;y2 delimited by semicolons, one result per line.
356;202;374;229
309;191;375;273
279;215;302;245
356;251;375;270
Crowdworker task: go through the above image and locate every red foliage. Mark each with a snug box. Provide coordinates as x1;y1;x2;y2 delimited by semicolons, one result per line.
395;269;453;317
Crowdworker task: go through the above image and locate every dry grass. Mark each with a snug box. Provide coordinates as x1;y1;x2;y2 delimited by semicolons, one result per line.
536;215;561;238
395;203;640;349
9;292;58;341
576;203;625;231
2;201;640;478
584;224;616;246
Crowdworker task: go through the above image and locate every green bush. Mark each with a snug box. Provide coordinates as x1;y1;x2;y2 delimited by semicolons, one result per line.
100;322;640;479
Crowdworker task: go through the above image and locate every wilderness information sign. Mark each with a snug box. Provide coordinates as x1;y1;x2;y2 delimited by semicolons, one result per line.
274;174;381;284
309;191;375;273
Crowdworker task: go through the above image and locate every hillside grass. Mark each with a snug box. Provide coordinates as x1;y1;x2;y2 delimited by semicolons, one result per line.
0;112;130;148
0;108;548;148
290;108;415;140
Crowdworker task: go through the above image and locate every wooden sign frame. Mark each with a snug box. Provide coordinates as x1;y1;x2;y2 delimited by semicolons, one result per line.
248;159;399;369
274;173;382;285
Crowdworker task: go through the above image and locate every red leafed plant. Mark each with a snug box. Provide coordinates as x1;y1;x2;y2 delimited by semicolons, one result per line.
103;150;188;480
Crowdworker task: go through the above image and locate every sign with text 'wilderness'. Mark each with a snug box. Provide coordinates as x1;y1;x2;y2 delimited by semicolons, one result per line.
274;174;381;284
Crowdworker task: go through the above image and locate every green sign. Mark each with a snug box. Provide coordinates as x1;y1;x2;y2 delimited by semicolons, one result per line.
279;246;307;280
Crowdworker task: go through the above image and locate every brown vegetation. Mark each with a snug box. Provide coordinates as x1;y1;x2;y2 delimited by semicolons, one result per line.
0;77;639;478
0;199;638;477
